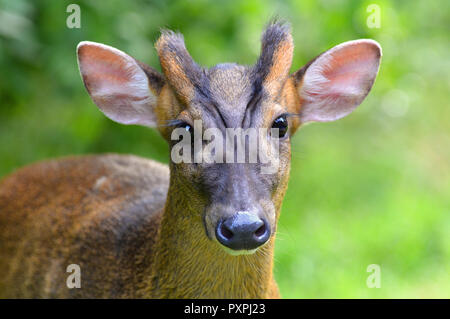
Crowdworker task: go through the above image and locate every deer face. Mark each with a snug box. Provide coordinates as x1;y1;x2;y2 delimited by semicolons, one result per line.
77;22;381;255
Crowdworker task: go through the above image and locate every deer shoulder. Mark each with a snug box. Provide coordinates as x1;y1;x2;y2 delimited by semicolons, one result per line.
0;154;169;298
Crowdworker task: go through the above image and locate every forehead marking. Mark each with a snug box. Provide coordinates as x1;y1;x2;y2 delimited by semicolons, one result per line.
156;21;294;128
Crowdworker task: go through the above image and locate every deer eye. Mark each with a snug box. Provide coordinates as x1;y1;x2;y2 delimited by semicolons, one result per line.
271;115;288;138
177;122;193;134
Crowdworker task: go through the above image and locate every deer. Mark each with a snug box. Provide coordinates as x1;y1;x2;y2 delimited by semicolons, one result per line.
0;22;381;298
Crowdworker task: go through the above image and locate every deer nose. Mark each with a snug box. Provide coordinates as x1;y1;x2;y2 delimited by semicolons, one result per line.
216;211;270;251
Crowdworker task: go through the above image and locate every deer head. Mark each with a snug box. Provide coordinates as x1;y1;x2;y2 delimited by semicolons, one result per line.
77;21;381;255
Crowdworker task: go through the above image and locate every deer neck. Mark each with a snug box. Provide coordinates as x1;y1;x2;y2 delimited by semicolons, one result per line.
146;177;276;298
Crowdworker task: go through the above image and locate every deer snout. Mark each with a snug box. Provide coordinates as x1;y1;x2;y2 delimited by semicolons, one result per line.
215;211;270;252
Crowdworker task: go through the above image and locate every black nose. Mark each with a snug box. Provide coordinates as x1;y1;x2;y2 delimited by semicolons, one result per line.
216;212;271;251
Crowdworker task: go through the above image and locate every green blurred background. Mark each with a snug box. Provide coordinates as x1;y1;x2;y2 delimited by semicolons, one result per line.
0;0;448;298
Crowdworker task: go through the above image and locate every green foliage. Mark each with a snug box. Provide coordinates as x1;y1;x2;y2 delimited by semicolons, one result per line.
0;0;448;298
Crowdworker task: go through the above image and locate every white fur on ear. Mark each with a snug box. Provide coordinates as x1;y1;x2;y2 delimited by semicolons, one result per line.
77;41;158;127
299;39;382;123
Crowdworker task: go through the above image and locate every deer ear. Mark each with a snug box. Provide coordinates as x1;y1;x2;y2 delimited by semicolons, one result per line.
77;41;164;127
293;39;382;123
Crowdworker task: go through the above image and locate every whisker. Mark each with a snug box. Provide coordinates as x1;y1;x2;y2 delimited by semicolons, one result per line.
159;119;185;128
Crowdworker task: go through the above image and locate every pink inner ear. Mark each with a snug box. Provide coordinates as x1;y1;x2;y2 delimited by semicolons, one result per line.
77;42;157;127
325;45;378;93
80;45;135;91
78;43;145;100
300;40;381;123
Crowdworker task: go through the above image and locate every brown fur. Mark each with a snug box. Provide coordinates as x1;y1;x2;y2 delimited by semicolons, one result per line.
261;33;294;96
155;30;199;105
0;154;280;298
0;154;169;298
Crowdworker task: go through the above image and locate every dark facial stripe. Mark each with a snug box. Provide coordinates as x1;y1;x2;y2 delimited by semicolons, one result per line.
242;82;263;129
